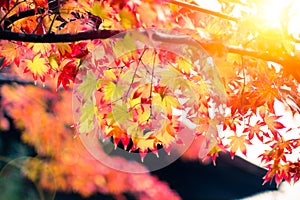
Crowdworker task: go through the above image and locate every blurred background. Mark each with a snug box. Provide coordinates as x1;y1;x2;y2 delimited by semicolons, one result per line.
0;122;277;200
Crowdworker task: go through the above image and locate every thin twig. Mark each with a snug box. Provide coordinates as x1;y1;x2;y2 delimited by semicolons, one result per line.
167;0;238;22
124;48;148;100
0;0;27;29
149;50;157;118
47;14;58;34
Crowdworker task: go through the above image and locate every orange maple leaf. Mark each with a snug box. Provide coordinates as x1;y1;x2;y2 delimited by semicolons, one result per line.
0;42;20;66
263;115;285;140
228;134;252;158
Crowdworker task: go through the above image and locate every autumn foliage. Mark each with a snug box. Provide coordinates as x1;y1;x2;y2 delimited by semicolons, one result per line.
1;0;300;199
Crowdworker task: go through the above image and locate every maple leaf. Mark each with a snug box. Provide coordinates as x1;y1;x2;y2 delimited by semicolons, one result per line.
102;81;117;101
55;43;72;56
0;42;20;67
252;80;281;111
262;115;285;140
77;70;98;99
58;42;89;59
176;56;193;75
57;59;80;90
78;99;97;134
28;43;52;55
101;80;124;101
161;95;180;114
156;122;177;145
243;120;266;141
0;0;9;9
223;117;240;132
119;6;138;29
136;2;167;26
152;86;180;114
228;134;252;158
106;126;128;148
263;163;291;187
91;2;111;20
24;54;49;82
48;54;60;71
34;0;47;7
207;140;228;166
112;102;131;124
112;33;137;59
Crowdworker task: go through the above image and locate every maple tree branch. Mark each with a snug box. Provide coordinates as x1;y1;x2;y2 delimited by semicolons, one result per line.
0;27;298;80
0;30;122;42
0;74;34;86
167;0;238;22
152;32;300;81
0;0;27;29
0;4;299;81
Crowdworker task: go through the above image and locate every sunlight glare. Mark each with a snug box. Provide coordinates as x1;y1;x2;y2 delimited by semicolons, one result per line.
194;0;221;12
253;0;300;39
255;0;292;29
288;0;300;40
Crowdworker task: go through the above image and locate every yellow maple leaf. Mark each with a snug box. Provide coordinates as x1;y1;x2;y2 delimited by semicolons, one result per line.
137;137;156;152
24;54;49;81
48;55;59;71
177;56;193;75
55;43;71;56
153;93;179;114
103;81;117;101
91;2;111;20
119;7;138;29
163;95;180;113
103;70;117;81
155;122;176;146
28;43;52;55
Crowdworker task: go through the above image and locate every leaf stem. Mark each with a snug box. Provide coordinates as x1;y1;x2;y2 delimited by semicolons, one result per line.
47;13;57;34
124;48;147;100
149;50;157;119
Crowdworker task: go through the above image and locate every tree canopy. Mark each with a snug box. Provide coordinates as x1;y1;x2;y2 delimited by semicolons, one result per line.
1;0;300;199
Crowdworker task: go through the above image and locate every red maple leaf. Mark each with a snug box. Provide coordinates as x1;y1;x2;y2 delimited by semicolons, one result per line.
57;59;79;90
243;120;266;141
207;140;228;166
262;115;285;140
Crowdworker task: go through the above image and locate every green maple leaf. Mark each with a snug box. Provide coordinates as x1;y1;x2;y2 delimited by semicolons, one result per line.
112;33;137;58
77;70;98;100
78;99;96;134
112;102;131;124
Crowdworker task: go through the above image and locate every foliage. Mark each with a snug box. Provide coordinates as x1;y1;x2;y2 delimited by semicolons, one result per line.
1;0;300;198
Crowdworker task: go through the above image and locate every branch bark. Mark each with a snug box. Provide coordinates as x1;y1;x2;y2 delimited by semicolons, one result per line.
0;74;34;85
0;30;122;43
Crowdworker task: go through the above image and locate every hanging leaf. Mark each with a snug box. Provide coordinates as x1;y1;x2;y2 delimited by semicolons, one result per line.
23;54;49;82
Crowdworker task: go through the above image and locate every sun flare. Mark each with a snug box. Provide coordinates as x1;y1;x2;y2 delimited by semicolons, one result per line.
254;0;300;35
257;0;288;29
